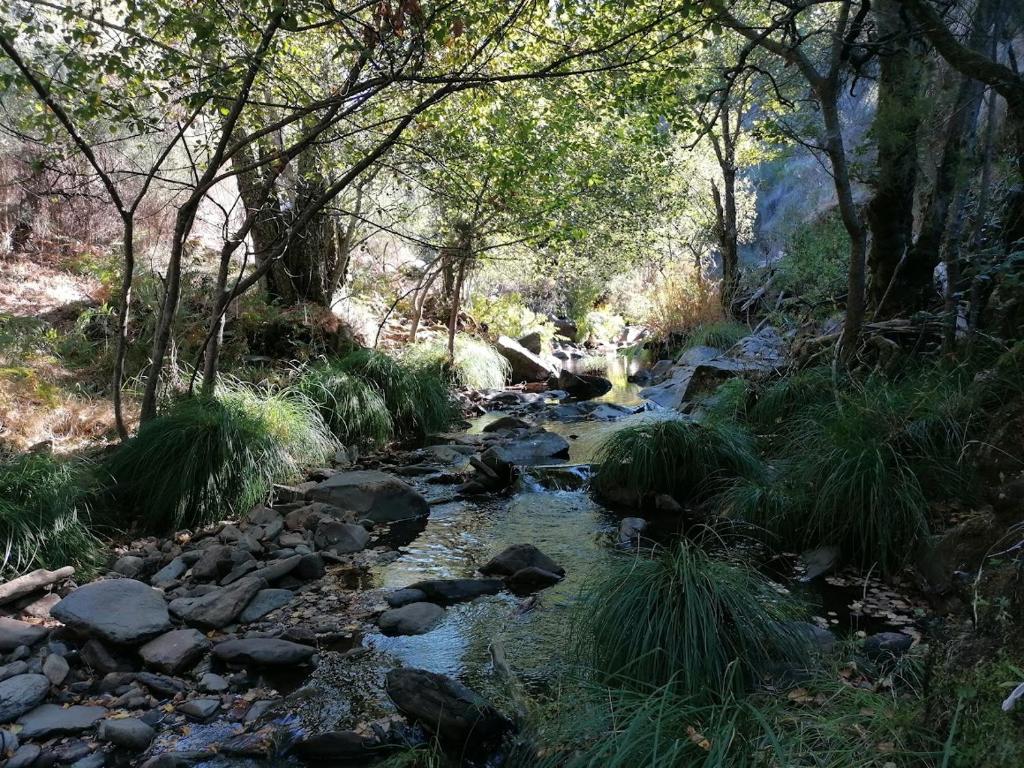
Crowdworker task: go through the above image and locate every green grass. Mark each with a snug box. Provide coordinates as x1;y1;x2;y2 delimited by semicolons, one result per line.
572;538;805;694
296;360;393;447
683;320;749;350
103;383;335;533
0;453;104;579
591;416;762;505
748;365;837;434
405;335;511;391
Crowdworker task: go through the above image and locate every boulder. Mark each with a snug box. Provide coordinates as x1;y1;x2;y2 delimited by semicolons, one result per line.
385;588;428;608
0;674;50;723
517;331;542;354
212;638;315;666
386;668;512;748
138;629;211;675
51;579;171;645
238;589;294;623
0;617;47;651
407;578;504;605
17;704;106;738
294;731;386;762
313;520;370;554
309;471;428;523
506;567;563;593
0;567;75;606
555;370;612;400
168;576;265;629
481;431;570;467
496;336;556;383
480;544;564;578
98;717;155;751
378;602;445;636
481;415;532;433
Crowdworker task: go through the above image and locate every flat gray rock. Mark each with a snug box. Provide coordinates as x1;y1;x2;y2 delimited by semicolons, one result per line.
98;717;155;751
138;629;211;675
313;520;370;554
378;602;444;636
168;576;265;629
238;589;294;623
308;471;428;523
0;673;50;722
177;698;220;722
150;557;187;587
51;580;170;645
407;578;504;605
212;638;315;666
17;704;106;738
7;744;41;768
0;617;47;651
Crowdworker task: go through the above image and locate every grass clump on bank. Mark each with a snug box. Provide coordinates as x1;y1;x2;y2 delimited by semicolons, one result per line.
103;384;334;533
297;361;393;447
405;335;510;391
0;452;104;579
573;538;804;694
591;416;761;506
683;320;749;350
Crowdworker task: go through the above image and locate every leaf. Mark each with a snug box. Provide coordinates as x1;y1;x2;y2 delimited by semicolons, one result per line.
686;725;711;751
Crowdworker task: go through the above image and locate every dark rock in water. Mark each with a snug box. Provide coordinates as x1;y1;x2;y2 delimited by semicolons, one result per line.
308;471;429;523
17;703;106;738
0;673;50;722
407;578;504;605
517;331;542;354
314;520;370;554
555;370;612;400
482;415;532;432
138;629;211;675
506;567;563;593
51;579;171;645
863;632;914;660
617;517;648;546
385;588;428;608
295;730;390;762
785;621;837;654
239;589;294;623
481;430;570;467
385;668;513;748
799;546;841;582
378;602;445;636
168;575;266;629
213;638;315;666
480;544;564;578
0;617;47;651
98;717;155;750
495;335;556;383
177;698;220;722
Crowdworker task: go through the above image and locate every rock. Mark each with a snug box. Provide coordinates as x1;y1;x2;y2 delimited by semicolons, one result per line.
0;617;47;651
113;555;146;578
51;579;171;645
799;546;841;582
617;517;648;546
0;566;75;606
42;653;69;685
863;632;914;660
198;672;229;693
786;621;837;654
408;578;504;605
914;512;1003;593
80;639;135;674
252;554;302;583
150;558;187;587
177;698;220;722
385;588;428;608
17;704;106;738
496;335;557;383
506;567;563;592
0;661;28;681
293;553;325;581
555;370;612;400
517;331;542;354
98;717;155;751
308;471;429;523
378;603;445;636
134;672;186;698
481;430;570;467
385;668;512;748
294;731;385;762
168;576;265;629
20;592;61;620
481;415;532;432
212;638;315;666
71;751;107;768
313;520;370;554
190;545;235;581
7;744;41;768
274;481;318;504
138;629;211;675
238;589;294;623
0;674;50;722
480;544;564;578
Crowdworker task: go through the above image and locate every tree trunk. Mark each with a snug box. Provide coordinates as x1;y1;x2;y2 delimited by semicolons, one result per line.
10;157;44;254
232;139;290;302
111;214;135;439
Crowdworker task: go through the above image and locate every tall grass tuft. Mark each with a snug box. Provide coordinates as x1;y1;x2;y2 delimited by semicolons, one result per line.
103;384;335;533
684;320;749;350
338;348;456;438
592;416;762;505
296;361;394;447
405;335;510;391
0;453;104;579
573;538;804;694
748;365;837;433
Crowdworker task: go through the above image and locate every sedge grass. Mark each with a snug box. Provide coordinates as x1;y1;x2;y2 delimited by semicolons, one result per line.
405;334;510;391
296;360;394;447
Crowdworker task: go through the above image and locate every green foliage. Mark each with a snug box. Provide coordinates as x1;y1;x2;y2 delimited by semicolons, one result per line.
775;209;850;307
748;365;837;433
337;349;456;438
580;308;626;345
0;453;104;579
573;538;804;694
683;320;749;350
296;362;393;447
592;416;762;504
104;384;334;533
467;293;556;348
405;335;511;391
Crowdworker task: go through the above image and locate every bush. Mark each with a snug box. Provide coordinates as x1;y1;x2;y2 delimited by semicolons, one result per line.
573;538;804;694
0;453;104;579
775;209;849;307
591;416;762;505
405;335;510;391
297;361;393;447
466;292;556;347
103;385;334;532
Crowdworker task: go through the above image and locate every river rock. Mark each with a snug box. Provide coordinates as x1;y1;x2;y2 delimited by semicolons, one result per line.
308;471;429;523
479;544;564;578
42;653;69;685
138;629;211;675
378;602;445;636
51;580;171;645
212;638;315;666
506;566;563;592
113;555;146;579
238;589;294;623
407;578;504;605
496;335;556;383
385;668;512;747
150;557;187;587
313;520;370;554
0;617;47;651
385;588;428;608
517;331;543;354
617;517;648;546
81;638;135;674
98;717;155;751
177;698;220;722
482;415;532;432
191;544;236;581
555;370;613;400
17;704;106;738
0;566;75;606
863;632;914;660
294;730;385;762
0;674;50;722
481;431;570;466
252;554;302;583
135;672;187;698
168;576;265;629
7;744;41;768
293;553;325;580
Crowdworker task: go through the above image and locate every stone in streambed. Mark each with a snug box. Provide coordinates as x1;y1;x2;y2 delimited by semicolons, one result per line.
98;717;155;751
150;557;187;587
385;588;428;608
863;632;914;660
308;471;428;523
313;520;370;554
506;566;563;593
378;602;445;636
294;730;389;762
42;653;69;685
16;703;106;738
479;544;564;578
0;617;47;651
495;335;556;383
0;673;50;722
239;589;294;623
177;698;220;722
138;629;211;675
51;579;170;645
407;578;504;605
7;744;41;768
212;638;315;666
168;576;265;629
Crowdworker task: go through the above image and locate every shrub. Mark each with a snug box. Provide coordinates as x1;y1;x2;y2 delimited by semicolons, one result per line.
405;335;510;391
776;209;849;307
0;453;104;579
591;416;762;505
573;538;804;694
297;361;393;447
748;365;836;433
580;308;626;346
103;385;334;532
466;292;556;346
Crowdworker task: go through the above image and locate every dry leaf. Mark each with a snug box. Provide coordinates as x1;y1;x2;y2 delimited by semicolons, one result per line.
686;725;711;751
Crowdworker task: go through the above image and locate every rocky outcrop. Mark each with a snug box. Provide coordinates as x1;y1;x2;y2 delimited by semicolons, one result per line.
496;336;557;383
309;470;429;523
